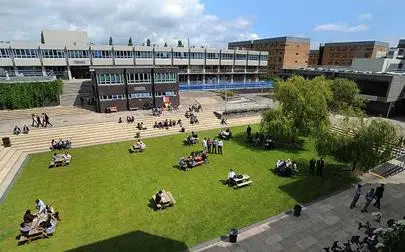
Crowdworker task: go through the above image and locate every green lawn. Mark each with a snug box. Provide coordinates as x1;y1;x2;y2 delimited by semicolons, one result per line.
0;125;356;251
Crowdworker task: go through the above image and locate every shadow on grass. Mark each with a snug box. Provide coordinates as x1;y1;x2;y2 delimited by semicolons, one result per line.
278;158;358;204
147;198;158;211
66;230;188;252
231;132;305;154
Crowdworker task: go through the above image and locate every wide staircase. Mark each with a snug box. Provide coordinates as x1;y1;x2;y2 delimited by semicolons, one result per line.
0;110;261;199
60;79;94;108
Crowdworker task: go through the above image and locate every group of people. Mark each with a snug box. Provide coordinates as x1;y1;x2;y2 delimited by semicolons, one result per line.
275;159;298;176
13;125;29;135
189;104;202;113
350;184;385;213
118;116;135;123
132;139;146;151
184;131;199;145
154;119;181;129
202;137;224;154
19;199;60;239
309;158;325;177
218;128;232;140
152;107;163;117
51;152;72;163
178;151;208;170
50;139;72;150
31;113;53;128
226;169;243;186
136;122;147;130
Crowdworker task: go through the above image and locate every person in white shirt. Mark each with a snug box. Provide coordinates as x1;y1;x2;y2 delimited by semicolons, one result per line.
227;169;237;186
202;138;208;151
218;140;224;154
35;199;46;214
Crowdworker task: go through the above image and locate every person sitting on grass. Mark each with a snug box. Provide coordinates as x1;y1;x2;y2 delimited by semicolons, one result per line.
179;157;187;170
22;125;29;134
13;125;21;135
227;169;237;186
23;210;36;224
155;190;163;205
133;139;146;151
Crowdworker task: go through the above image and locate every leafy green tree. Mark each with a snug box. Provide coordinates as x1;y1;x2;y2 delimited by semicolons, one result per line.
146;39;151;46
261;107;295;142
128;37;133;46
329;78;365;115
164;42;168;47
177;40;184;47
379;224;405;252
273;75;332;138
316;118;400;171
109;36;113;45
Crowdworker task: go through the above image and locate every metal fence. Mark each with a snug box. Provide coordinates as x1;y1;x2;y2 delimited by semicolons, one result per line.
179;81;273;91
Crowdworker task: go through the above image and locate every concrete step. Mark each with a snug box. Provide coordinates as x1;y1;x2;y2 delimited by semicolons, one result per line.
0;151;27;199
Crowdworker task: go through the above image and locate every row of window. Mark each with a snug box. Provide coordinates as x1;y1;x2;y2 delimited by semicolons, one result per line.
100;91;178;100
154;72;177;83
42;49;65;58
127;73;151;84
0;48;269;61
97;73;124;84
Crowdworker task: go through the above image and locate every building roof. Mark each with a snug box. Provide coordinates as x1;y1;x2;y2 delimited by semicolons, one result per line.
324;41;389;47
228;36;310;46
398;39;405;48
89;66;179;70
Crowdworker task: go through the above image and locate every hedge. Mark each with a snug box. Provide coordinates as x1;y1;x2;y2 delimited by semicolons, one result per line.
0;80;63;109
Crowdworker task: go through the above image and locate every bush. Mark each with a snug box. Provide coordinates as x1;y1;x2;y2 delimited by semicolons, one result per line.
218;90;236;98
0;80;63;109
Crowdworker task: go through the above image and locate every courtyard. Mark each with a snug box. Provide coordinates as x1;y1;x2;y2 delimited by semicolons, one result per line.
0;124;356;251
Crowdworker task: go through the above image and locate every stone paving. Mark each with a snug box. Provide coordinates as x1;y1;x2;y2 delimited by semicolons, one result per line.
192;172;405;252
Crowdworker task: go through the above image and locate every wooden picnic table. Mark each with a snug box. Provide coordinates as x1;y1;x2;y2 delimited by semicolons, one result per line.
19;214;48;244
233;174;252;188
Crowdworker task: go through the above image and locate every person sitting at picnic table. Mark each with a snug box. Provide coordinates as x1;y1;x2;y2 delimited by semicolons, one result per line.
23;210;36;224
51;153;58;162
20;222;30;237
133;139;146;151
155;190;163;205
36;199;47;214
13;125;21;135
227;169;237;186
23;125;30;134
63;152;72;161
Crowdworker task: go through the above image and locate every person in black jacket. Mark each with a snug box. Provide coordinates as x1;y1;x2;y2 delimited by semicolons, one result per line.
309;159;316;176
373;184;385;209
23;210;36;223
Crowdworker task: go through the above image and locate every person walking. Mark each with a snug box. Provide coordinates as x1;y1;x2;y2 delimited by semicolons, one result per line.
44;113;53;127
373;184;385;209
218;139;223;154
350;184;362;209
36;115;42;127
361;188;375;213
31;114;36;127
309;159;316;176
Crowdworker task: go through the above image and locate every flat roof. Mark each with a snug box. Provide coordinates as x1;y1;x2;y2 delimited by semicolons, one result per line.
228;36;310;46
324;41;389;47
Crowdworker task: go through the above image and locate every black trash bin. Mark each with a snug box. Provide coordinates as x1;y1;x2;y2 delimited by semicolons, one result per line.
2;137;11;147
229;228;238;243
293;204;302;217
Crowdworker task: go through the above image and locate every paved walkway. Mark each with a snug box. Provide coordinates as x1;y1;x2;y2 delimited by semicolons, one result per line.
193;172;405;252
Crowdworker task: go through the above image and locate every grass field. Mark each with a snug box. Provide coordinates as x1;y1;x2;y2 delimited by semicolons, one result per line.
0;125;356;251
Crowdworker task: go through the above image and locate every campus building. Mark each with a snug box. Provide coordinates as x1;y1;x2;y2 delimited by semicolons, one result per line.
319;41;389;66
90;66;179;113
0;30;269;86
228;37;310;76
308;49;321;66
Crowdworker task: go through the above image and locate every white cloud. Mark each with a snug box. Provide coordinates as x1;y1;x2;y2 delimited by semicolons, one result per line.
358;13;372;20
0;0;258;48
313;23;369;32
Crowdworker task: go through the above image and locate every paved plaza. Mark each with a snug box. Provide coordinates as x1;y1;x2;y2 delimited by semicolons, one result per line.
193;172;405;252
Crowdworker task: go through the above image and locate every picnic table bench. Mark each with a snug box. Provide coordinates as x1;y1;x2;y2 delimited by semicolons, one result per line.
49;155;71;168
152;190;176;210
129;145;145;153
18;215;49;244
233;174;252;189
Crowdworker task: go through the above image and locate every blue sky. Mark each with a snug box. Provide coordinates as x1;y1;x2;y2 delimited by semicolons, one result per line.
204;0;405;48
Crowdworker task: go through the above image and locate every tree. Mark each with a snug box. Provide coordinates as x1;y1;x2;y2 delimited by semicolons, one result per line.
164;42;168;47
316;118;400;171
128;37;133;46
329;78;366;115
273;75;332;138
109;36;113;45
146;39;151;46
260;107;295;142
380;223;405;251
177;40;184;47
41;32;45;44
